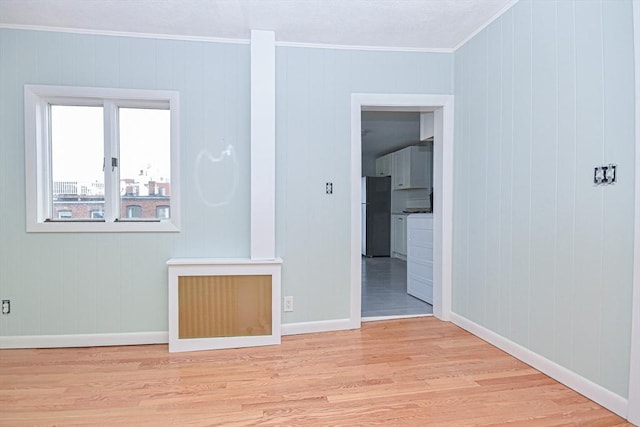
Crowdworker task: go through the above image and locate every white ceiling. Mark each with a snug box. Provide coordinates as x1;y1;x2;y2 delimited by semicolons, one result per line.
362;111;422;160
0;0;516;51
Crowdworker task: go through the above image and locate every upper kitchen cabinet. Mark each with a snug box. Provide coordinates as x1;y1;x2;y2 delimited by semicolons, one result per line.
420;113;434;141
391;146;429;190
375;153;392;177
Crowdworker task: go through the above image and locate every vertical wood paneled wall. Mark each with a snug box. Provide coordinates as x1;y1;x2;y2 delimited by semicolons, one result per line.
453;0;635;398
0;30;251;337
275;47;453;323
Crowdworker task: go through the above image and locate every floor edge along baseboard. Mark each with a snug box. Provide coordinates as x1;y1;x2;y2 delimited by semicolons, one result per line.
0;332;168;349
449;312;628;419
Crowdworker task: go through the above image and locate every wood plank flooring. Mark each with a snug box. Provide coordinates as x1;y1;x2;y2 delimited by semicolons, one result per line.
0;318;631;426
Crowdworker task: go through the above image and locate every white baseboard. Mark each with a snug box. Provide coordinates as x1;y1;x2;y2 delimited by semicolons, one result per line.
281;318;356;336
450;313;628;419
0;331;168;349
363;314;432;322
0;318;358;348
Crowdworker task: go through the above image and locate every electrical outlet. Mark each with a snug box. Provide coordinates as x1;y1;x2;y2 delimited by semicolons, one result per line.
283;296;294;312
1;300;10;315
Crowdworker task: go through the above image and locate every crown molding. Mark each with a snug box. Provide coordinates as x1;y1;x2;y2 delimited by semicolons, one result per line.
275;40;453;53
453;0;519;51
0;24;456;53
0;24;250;44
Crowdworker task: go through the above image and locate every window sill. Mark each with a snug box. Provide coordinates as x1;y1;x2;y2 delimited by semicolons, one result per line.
26;220;180;233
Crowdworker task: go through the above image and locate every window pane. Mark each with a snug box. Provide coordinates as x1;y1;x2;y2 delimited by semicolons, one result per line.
126;205;142;218
156;205;170;219
119;108;171;220
50;105;105;220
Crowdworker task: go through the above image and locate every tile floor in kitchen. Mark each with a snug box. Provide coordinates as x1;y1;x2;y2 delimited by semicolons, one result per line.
361;256;433;318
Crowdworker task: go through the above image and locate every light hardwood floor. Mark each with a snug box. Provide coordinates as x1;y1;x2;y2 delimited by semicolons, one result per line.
0;318;631;426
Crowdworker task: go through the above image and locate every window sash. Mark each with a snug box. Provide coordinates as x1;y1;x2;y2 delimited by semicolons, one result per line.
25;85;180;233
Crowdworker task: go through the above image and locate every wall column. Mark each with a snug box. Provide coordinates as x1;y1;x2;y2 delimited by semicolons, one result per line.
250;30;276;260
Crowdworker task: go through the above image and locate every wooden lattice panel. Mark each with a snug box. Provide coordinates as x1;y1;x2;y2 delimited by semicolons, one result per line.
178;275;272;339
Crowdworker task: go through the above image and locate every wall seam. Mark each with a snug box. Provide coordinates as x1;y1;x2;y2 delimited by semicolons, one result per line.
527;0;534;347
484;30;489;326
497;14;504;333
553;0;560;361
570;0;577;371
597;0;606;384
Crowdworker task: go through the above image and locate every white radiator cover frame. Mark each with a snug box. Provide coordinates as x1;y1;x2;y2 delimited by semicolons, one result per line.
167;258;282;353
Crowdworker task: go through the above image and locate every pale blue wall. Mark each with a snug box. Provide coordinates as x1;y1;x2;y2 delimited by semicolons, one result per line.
453;0;635;397
275;47;453;322
0;30;251;335
0;29;453;335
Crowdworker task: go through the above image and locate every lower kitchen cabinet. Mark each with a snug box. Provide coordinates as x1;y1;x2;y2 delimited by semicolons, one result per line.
407;214;433;304
391;214;407;260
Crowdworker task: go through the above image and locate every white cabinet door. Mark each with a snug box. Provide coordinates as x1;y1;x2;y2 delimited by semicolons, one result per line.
407;214;433;304
391;214;407;259
391;149;409;189
391;146;428;190
420;112;434;141
375;153;392;177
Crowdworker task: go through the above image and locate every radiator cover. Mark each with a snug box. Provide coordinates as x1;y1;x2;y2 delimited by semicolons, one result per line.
167;258;282;352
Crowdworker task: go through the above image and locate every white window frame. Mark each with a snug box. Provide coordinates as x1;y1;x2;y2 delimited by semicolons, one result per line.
24;85;180;233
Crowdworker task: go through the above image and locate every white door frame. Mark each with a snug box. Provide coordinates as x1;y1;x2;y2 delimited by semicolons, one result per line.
349;93;454;328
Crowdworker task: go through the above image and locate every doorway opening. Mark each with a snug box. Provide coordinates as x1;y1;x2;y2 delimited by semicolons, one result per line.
349;94;454;328
360;111;433;319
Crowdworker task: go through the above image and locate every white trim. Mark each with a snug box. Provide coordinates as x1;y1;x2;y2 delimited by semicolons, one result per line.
166;257;283;266
281;318;355;336
453;0;520;51
0;23;451;53
250;30;276;260
276;41;453;53
0;23;250;44
0;332;168;349
362;314;432;323
628;1;640;424
0;23;501;54
450;313;628;419
350;97;364;331
350;93;454;329
166;258;282;353
23;84;181;233
432;107;453;320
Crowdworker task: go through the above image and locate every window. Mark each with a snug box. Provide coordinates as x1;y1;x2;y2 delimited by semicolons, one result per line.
156;205;170;219
90;210;104;219
126;205;142;218
24;85;180;232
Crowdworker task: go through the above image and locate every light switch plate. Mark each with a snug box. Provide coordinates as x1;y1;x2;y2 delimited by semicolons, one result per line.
594;164;617;185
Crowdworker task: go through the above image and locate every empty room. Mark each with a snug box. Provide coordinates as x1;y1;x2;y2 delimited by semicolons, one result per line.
1;0;639;425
